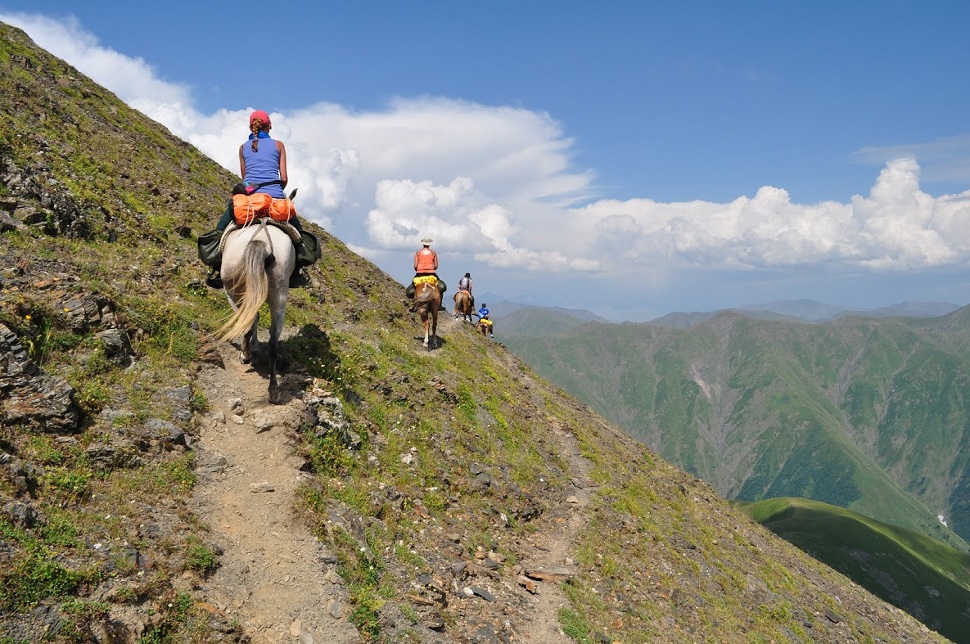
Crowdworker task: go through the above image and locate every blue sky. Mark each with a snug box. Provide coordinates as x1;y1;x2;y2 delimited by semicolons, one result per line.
4;1;970;320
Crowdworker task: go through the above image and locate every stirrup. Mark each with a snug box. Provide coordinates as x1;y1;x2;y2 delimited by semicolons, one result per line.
289;268;310;289
206;270;223;289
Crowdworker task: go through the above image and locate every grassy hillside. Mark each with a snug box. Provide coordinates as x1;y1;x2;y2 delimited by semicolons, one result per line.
742;497;970;643
503;311;970;551
0;21;953;642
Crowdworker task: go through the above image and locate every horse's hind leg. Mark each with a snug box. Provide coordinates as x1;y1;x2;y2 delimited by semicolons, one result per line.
268;335;280;403
241;317;259;364
267;299;286;404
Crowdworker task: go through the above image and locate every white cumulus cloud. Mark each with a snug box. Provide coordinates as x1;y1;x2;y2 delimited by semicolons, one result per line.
570;158;970;274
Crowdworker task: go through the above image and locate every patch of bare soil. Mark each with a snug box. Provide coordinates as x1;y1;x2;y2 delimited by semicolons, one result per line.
189;336;362;644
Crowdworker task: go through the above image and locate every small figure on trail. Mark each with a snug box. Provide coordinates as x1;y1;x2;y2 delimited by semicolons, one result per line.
200;110;318;289
478;309;494;338
452;272;475;322
406;238;447;307
457;272;474;309
477;303;493;336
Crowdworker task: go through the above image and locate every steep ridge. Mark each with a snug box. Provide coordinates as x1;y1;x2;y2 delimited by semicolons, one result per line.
0;22;953;642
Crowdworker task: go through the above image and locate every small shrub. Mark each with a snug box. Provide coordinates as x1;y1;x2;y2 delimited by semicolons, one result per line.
61;598;110;638
0;550;97;611
42;467;92;501
558;607;594;643
139;592;197;644
183;536;218;577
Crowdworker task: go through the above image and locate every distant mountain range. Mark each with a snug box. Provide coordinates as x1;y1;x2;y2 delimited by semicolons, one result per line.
490;298;962;335
499;301;970;552
737;299;962;322
484;300;610;337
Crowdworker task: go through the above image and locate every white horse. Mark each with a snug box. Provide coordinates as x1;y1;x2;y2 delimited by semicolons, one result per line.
215;220;295;403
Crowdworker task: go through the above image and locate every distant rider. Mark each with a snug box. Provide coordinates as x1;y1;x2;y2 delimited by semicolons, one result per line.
477;303;493;337
457;272;474;308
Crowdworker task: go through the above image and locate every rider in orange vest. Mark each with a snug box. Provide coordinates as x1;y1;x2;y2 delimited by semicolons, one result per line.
406;238;447;301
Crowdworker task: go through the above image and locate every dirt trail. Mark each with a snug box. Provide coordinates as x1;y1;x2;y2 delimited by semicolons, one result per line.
191;338;361;644
514;424;593;644
396;314;596;642
188;315;592;643
489;341;596;644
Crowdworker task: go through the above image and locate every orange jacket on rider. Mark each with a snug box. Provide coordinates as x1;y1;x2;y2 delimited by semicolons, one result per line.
414;248;438;274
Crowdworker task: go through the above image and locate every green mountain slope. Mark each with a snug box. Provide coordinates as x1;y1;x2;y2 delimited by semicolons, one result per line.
497;307;603;337
504;310;970;551
0;21;953;642
742;497;970;643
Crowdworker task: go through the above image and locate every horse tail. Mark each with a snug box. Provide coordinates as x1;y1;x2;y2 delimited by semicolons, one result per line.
414;286;435;307
216;239;270;341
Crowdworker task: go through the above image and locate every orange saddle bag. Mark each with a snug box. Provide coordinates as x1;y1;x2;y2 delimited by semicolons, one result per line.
269;198;297;222
232;193;273;225
232;194;297;225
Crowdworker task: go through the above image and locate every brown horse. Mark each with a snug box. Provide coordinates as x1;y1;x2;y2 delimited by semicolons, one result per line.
478;317;494;338
453;289;474;323
413;280;441;349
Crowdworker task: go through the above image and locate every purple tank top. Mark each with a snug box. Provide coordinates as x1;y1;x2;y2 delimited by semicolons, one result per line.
241;137;285;198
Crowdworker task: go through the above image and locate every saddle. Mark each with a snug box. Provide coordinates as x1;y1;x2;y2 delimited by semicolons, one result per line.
217;219;299;253
198;220;320;270
412;275;438;287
